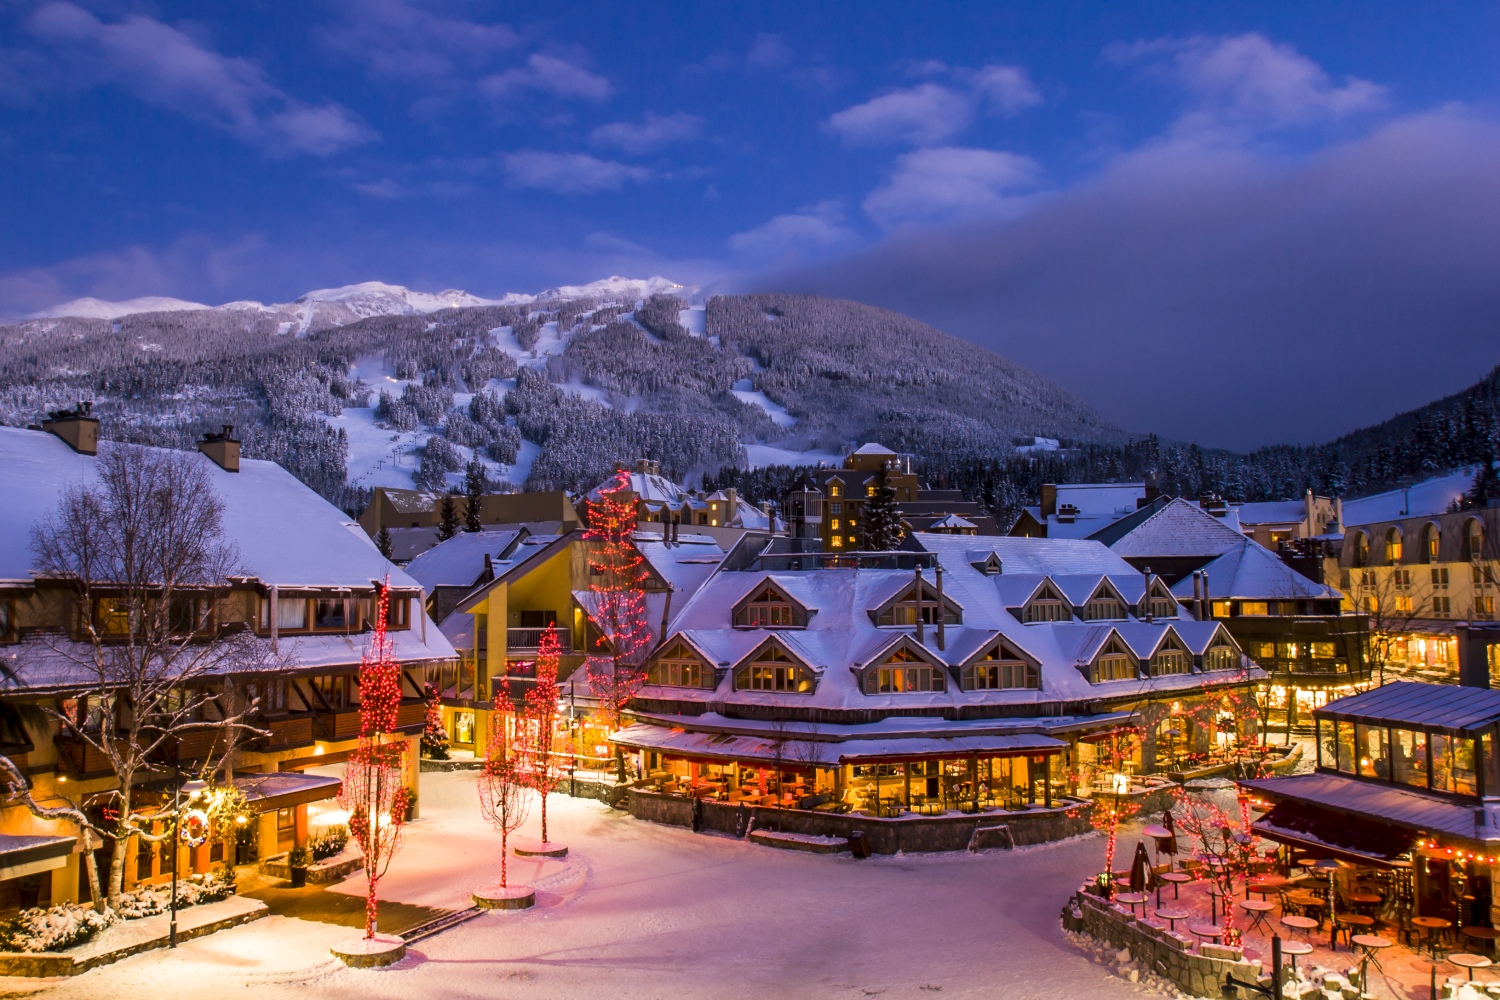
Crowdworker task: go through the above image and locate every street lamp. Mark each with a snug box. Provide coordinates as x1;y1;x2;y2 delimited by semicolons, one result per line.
172;776;208;948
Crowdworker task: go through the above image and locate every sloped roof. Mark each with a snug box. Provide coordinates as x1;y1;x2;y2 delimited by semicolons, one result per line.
0;426;418;591
852;442;897;456
1109;498;1249;559
1234;501;1307;526
1343;469;1477;526
1319;681;1500;734
929;514;977;529
1168;540;1340;601
403;530;522;591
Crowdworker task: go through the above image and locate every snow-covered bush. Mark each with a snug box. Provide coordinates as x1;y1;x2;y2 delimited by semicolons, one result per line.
112;867;236;920
0;903;113;953
309;824;350;861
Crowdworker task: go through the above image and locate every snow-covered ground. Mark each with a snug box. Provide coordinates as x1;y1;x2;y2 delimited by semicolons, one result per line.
28;771;1145;1000
743;443;844;469
731;379;797;429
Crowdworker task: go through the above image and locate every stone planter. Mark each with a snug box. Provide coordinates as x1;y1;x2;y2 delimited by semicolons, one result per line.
472;885;536;910
330;932;406;968
512;838;568;858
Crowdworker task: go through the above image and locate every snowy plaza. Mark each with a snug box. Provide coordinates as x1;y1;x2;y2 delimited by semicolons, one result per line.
0;770;1146;1000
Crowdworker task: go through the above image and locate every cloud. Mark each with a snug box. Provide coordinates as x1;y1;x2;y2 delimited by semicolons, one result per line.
826;65;1040;146
320;0;518;81
827;84;972;146
774;109;1500;451
589;112;704;154
863;147;1041;229
728;201;858;262
1110;33;1387;132
584;232;656;256
482;53;611;102
501;150;650;194
21;3;372;155
746;33;793;70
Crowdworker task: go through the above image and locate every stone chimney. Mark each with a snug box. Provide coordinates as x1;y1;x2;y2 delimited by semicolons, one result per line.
42;401;99;455
198;425;241;472
1040;483;1058;518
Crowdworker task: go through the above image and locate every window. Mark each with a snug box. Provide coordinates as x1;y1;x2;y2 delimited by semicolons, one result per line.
93;597;134;636
1209;600;1231;618
738;585;798;627
1084;598;1123;620
1149;592;1178;618
1478;596;1496;620
0;597;11;643
650;644;708;688
1424;525;1441;563
270;596;307;631
314;598;348;630
829;484;842;498
311;675;356;710
1094;652;1136;682
1465;520;1485;561
1251;641;1276;660
829;535;843;549
1393;569;1412;589
1334;720;1356;773
245;678;288;714
1203;644;1238;671
1311;642;1336;659
1239;601;1269;616
1351;532;1370;567
878;585;959;627
1364;595;1379;613
1386;528;1403;563
829;519;840;531
1432;733;1478;795
969;658;1037;690
1476;564;1492;587
1355;724;1389;779
830;502;842;515
1150;647;1190;676
867;650;945;693
1432;566;1450;588
735;646;811;693
1433;596;1451;616
452;711;475;745
1392;729;1428;788
1394;595;1413;614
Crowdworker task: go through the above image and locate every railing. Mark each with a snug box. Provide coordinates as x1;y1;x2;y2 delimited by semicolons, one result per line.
507;628;572;652
315;700;427;742
55;736;113;778
252;715;314;752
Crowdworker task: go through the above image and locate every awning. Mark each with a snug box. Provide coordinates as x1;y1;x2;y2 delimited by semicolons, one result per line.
1252;801;1415;866
0;834;75;881
234;772;342;811
612;724;1066;768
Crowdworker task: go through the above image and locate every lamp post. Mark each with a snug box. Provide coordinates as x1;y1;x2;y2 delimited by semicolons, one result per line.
172;773;207;948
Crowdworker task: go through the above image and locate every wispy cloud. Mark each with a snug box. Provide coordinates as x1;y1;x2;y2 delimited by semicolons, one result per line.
863;147;1040;229
1108;33;1387;134
728;201;858;262
502;150;649;194
482;53;612;102
826;64;1041;146
589;112;703;154
22;3;373;155
320;0;518;81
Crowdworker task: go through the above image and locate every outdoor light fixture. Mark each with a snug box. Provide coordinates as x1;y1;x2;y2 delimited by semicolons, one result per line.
1111;772;1130;794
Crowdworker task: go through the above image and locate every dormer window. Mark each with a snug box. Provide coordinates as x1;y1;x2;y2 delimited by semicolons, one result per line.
1084;597;1123;621
1146;582;1178;619
971;553;1002;576
1203;641;1239;672
865;647;945;694
875;582;961;627
649;641;712;689
1149;641;1191;676
1088;638;1138;682
963;640;1038;690
1022;582;1071;623
734;644;812;693
733;583;805;628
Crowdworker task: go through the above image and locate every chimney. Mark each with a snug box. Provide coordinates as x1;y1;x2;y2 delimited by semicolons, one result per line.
1056;503;1079;524
1305;489;1315;534
198;424;241;472
1143;567;1154;622
1202;572;1210;617
1334;497;1344;533
726;487;738;519
1192;571;1203;620
1041;483;1058;518
1141;474;1161;507
935;563;946;652
914;564;925;646
42;401;99;455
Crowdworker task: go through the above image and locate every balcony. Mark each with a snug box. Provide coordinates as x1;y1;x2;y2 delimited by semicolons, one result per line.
507;628;573;652
250;715;315;752
314;700;427;742
55;736;114;779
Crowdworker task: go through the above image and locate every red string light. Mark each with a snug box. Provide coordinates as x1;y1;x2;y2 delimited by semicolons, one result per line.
583;470;654;733
517;624;571;844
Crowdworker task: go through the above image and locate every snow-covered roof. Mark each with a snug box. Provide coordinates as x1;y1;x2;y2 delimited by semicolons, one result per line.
1169;541;1341;602
0;426;421;591
634;530;1258;716
403;530;523;591
1233;501;1307;526
1052;483;1145;516
1109;498;1248;559
929;514;977;530
1342;469;1477;526
852;442;897;456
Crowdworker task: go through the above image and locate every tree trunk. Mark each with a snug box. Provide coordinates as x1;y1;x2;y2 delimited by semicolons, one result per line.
540;792;548;845
81;830;106;914
500;830;509;888
106;787;134;906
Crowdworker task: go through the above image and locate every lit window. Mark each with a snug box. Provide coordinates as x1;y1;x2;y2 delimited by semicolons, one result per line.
736;646;810;692
1094;652;1136;682
1084;598;1122;620
829;485;841;498
1386;528;1403;563
740;586;795;627
1150;648;1190;676
969;647;1037;690
830;519;840;531
866;650;945;693
830;535;843;548
1203;645;1238;671
650;644;707;688
1239;601;1269;616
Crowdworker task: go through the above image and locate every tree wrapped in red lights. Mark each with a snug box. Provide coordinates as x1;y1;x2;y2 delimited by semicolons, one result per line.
337;582;412;940
1087;729;1144;896
582;470;654;778
1171;787;1261;946
518;624;571;849
477;682;531;893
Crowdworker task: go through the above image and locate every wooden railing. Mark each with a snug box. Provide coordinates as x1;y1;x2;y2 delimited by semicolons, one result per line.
507;628;572;652
252;715;314;752
55;736;113;778
315;700;426;742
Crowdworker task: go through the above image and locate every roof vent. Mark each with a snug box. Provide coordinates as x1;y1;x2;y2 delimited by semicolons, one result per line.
1056;503;1080;524
42;401;99;455
198;424;241;472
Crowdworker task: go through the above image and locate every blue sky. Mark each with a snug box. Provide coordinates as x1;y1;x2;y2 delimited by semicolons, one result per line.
3;1;1499;448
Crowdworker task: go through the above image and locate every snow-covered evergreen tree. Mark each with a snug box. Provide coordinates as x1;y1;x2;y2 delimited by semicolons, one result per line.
437;493;459;541
463;460;486;532
859;465;903;550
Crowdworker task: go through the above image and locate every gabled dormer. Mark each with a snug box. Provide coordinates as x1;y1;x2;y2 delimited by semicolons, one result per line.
971;552;1003;576
732;637;816;693
870;578;962;627
1147;630;1193;677
960;636;1040;692
825;475;846;500
1201;628;1243;673
1081;579;1128;621
1141;577;1180;619
732;580;811;628
1084;634;1139;683
1019;578;1072;623
647;638;718;690
857;637;948;694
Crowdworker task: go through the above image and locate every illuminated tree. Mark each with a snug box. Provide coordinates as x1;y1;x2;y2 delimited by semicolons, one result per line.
1088;729;1144;895
337;583;411;939
1172;787;1261;946
477;683;531;889
518;625;570;845
583;470;654;777
420;681;449;760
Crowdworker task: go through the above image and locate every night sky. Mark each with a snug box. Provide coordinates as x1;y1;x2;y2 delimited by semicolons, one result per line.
3;1;1498;449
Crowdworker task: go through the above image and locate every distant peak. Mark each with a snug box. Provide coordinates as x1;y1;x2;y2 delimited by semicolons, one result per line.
31;295;210;320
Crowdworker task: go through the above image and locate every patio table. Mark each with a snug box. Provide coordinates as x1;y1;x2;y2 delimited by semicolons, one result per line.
1155;908;1189;933
1159;871;1192;901
1247;874;1288;901
1351;933;1393;988
1462;926;1500;957
1188;924;1224;947
1449;952;1493;982
1286;890;1327;923
1280;915;1319;941
1239;899;1275;936
1413;916;1454;957
1280;940;1313;974
1115;892;1149;917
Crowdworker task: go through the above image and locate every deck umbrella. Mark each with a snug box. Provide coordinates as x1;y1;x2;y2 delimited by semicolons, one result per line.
1129;842;1157;893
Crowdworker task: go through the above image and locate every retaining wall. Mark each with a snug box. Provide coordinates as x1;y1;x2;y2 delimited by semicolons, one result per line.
626;789;1094;853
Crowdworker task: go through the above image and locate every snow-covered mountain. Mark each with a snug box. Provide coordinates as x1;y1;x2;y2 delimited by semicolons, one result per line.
30;276;688;324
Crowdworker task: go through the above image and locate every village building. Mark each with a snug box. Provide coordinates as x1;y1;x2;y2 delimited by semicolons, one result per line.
357;486;579;562
1104;498;1369;735
593;459;780;542
608;530;1263;846
0;417;454;915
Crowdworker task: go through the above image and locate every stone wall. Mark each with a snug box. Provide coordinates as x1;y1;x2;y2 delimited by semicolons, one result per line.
626;789;1094;853
1062;889;1265;999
